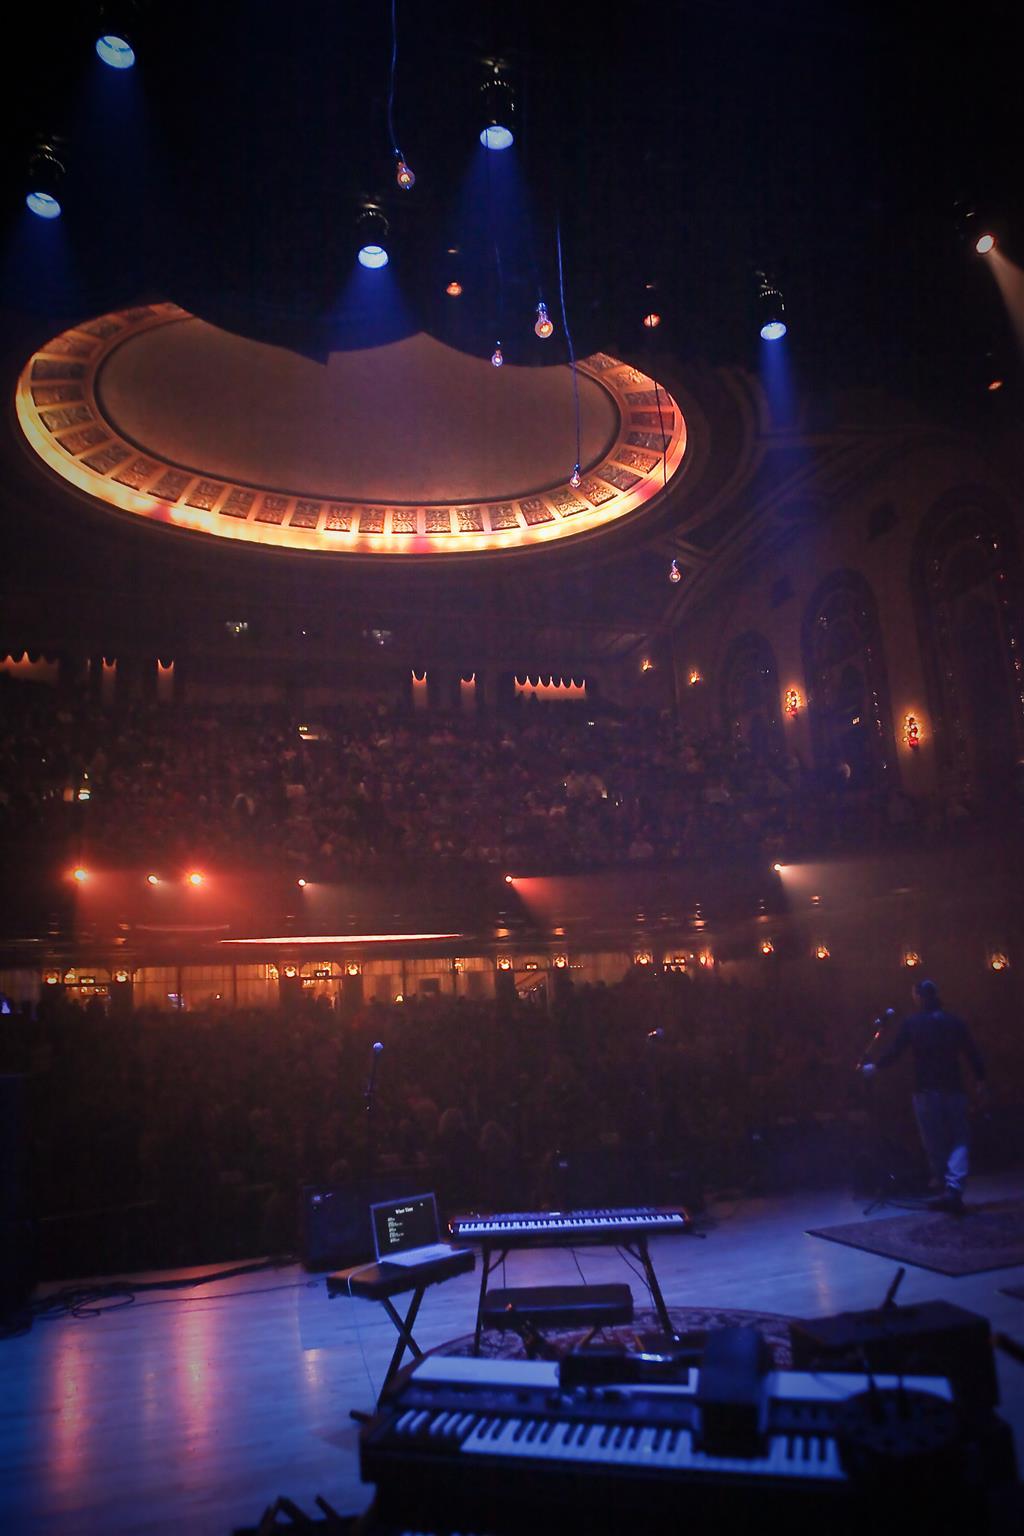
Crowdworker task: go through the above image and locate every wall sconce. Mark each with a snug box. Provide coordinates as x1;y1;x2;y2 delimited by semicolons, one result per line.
814;944;831;961
784;687;802;719
760;939;775;956
552;954;568;969
497;957;513;971
903;713;922;750
990;952;1010;972
903;950;921;968
452;959;465;973
282;964;298;979
641;658;654;673
634;951;653;966
114;969;130;984
44;971;60;986
689;669;702;686
345;962;361;977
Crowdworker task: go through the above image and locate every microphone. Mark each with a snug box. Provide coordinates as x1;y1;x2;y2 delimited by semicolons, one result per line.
857;1009;896;1071
365;1040;384;1103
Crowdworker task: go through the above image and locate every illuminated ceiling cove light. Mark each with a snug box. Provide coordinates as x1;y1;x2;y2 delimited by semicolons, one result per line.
358;244;389;270
26;191;61;219
96;34;135;69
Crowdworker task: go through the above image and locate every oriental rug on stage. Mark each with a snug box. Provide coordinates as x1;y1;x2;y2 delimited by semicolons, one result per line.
808;1199;1024;1276
435;1306;794;1366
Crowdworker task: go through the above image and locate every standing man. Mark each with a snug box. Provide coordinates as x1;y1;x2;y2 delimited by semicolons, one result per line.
861;978;986;1213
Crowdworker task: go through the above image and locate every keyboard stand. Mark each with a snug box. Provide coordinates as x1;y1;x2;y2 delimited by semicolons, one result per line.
327;1248;476;1413
472;1236;676;1354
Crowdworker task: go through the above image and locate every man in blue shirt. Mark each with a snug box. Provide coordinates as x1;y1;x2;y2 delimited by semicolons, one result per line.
861;979;986;1213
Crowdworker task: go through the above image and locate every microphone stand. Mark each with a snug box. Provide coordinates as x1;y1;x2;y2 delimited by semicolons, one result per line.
858;1011;904;1216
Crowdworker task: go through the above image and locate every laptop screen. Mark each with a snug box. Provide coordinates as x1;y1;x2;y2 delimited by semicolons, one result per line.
371;1192;440;1261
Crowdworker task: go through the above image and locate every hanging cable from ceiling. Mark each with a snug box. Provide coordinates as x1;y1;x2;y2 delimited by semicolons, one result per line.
556;221;582;487
387;0;415;189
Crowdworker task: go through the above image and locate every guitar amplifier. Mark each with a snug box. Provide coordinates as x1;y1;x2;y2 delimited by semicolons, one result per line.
790;1299;998;1416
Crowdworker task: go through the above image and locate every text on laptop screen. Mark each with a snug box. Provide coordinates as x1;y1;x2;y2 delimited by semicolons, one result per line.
372;1194;438;1258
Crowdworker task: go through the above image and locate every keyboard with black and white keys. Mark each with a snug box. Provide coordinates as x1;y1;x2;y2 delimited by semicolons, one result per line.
360;1355;956;1535
448;1206;690;1246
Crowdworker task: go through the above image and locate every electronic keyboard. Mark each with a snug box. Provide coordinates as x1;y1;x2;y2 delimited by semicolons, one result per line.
359;1354;963;1535
449;1206;690;1246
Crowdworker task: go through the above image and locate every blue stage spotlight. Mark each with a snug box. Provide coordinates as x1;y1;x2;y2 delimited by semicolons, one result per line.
96;34;135;69
757;272;787;340
26;140;66;220
356;207;390;269
480;71;514;149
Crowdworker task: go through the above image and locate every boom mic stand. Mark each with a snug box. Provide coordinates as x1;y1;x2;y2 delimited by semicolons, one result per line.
857;1010;910;1216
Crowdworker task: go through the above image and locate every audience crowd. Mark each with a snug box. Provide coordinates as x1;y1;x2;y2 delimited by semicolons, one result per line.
2;966;1014;1276
0;679;974;885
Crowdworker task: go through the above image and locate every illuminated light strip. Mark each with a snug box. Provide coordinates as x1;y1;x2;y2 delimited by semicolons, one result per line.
220;932;464;945
15;309;688;559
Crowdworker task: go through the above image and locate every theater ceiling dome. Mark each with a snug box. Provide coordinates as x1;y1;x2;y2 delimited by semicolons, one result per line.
16;305;687;559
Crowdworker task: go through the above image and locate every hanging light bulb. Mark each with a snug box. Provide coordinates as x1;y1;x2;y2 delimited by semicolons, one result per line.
395;156;415;190
491;343;504;367
569;465;581;488
534;302;554;339
669;558;682;584
446;280;463;297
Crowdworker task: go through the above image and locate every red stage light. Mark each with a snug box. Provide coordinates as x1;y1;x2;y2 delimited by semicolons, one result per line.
72;866;88;882
187;871;204;886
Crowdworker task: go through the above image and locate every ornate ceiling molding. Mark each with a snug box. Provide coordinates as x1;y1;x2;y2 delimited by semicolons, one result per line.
16;305;687;560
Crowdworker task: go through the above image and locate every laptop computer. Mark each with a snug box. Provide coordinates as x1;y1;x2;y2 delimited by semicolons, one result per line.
370;1191;466;1268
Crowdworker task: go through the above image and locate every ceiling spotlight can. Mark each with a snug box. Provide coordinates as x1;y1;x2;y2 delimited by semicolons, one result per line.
480;71;515;149
534;302;554;339
26;139;66;220
356;206;390;269
757;271;787;340
96;33;135;69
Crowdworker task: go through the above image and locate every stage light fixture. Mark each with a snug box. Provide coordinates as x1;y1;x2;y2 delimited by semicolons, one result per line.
356;207;390;269
491;343;504;367
395;156;415;190
757;272;787;340
96;33;135;69
72;867;88;882
26;139;66;220
642;312;661;329
187;871;204;886
146;873;160;885
988;378;1004;392
297;878;307;888
975;232;996;256
480;70;515;149
534;302;554;339
504;873;514;884
772;862;784;873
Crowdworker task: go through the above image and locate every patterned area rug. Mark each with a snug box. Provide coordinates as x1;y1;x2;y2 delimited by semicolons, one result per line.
809;1199;1024;1276
434;1306;794;1367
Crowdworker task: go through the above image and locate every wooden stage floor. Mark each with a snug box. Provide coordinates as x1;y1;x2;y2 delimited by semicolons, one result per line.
5;1174;1024;1536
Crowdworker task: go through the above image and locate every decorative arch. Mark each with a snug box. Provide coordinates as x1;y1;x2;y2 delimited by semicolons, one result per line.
912;489;1024;797
801;570;895;785
719;631;783;757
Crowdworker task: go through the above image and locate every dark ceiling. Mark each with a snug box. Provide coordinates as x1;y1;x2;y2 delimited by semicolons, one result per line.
0;0;1019;404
